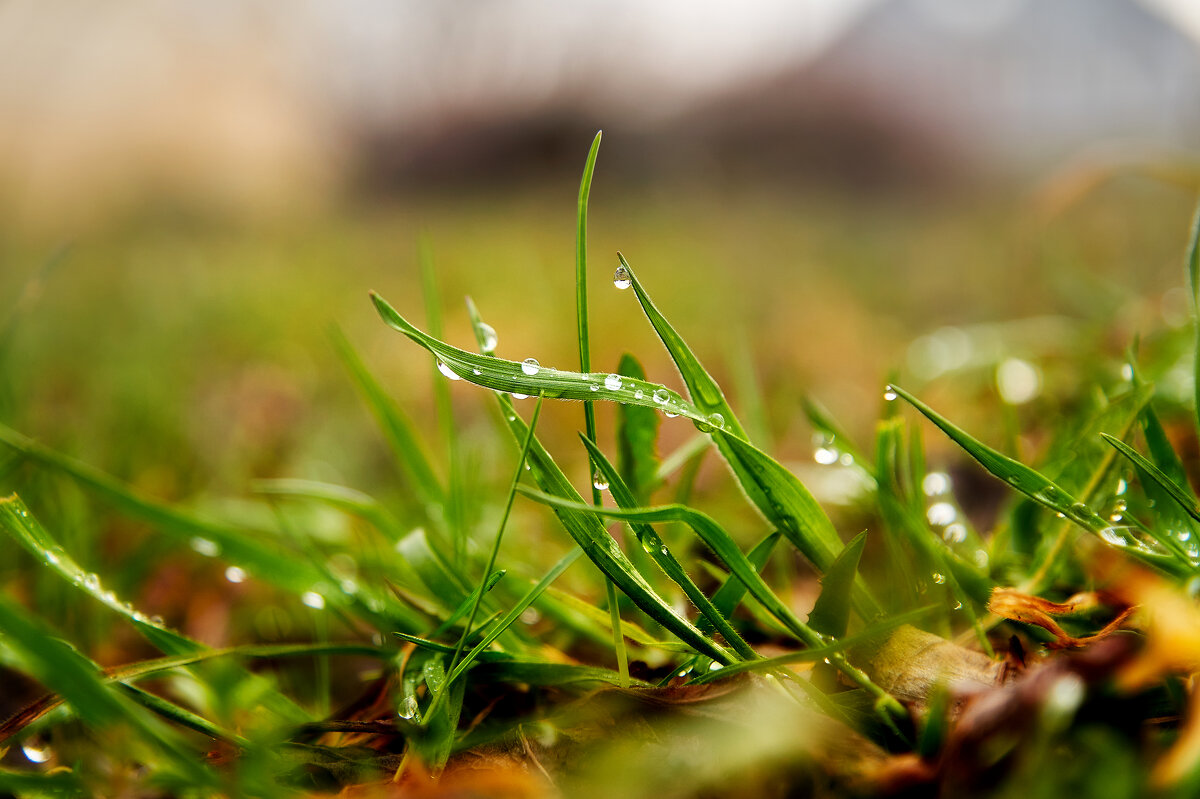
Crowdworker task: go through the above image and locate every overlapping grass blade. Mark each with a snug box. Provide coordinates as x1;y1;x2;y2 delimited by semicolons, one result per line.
1102;433;1200;563
889;385;1190;576
370;293;712;426
808;531;867;639
0;425;332;598
616;353;661;504
472;660;651;688
329;326;444;511
580;435;758;660
0;593;214;784
0;767;85;797
706;531;781;628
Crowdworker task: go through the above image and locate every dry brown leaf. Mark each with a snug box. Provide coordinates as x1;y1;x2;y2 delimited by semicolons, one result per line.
988;587;1133;649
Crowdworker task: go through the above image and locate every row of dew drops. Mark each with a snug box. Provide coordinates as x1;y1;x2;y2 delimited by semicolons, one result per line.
434;265;724;493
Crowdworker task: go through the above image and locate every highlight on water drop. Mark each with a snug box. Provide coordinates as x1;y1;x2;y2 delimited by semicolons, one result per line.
521;358;540;376
436;361;462;380
613;265;632;290
604;373;622;391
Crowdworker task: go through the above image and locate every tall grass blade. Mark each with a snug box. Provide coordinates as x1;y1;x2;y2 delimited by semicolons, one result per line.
1187;199;1200;437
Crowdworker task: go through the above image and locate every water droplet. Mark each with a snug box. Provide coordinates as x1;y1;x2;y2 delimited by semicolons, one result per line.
83;573;100;591
1099;527;1130;547
943;523;968;544
1121;363;1134;381
225;566;247;584
973;550;989;568
927;502;957;527
634;389;644;399
507;414;516;421
822;657;832;665
512;392;529;400
437;361;462;381
45;551;60;566
524;463;532;471
1109;513;1124;523
1006;476;1021;486
922;472;951;496
613;266;632;290
653;388;670;404
996;358;1041;404
660;545;669;555
398;695;419;720
932;572;946;584
371;632;384;645
814;447;838;465
22;740;50;764
708;413;725;430
520;607;542;625
301;591;326;610
190;537;220;557
521;358;540;376
708;661;723;672
589;383;600;392
1113;499;1127;513
473;368;481;376
839;452;854;466
664;409;679;418
883;386;898;402
339;578;359;595
149;615;165;626
1180;530;1193;542
952;600;963;610
478;322;498;353
593;473;610;491
1056;512;1066;518
1115;479;1128;496
604;373;622;391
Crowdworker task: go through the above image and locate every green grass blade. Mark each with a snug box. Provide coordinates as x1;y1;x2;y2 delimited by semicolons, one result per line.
0;425;332;598
490;396;735;665
616;353;661;504
117;683;248;747
472;660;651;689
0;594;214;784
329;326;444;510
252;478;405;541
890;385;1190;576
715;431;881;619
705;531;781;628
579;435;758;660
576;130;603;442
808;531;867;639
1102;433;1200;557
371;292;714;426
517;486;821;648
1187;199;1200;436
0;767;85;797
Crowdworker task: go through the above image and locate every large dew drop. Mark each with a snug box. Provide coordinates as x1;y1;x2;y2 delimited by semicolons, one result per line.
437;361;462;381
593;473;610;491
301;591;326;610
604;374;622;391
652;388;670;404
478;322;498;353
613;266;632;290
521;358;540;376
883;386;898;402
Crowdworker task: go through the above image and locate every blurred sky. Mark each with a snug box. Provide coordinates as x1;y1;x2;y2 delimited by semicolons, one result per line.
1;0;1199;225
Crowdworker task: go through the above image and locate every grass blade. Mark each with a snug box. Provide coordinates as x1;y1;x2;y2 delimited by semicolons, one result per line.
329;326;444;511
370;292;713;426
808;531;867;639
889;385;1190;576
580;435;758;660
252;478;405;541
616;353;661;504
1187;199;1200;437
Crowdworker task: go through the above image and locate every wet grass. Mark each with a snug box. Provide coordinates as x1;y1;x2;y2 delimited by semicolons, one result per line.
1;148;1200;796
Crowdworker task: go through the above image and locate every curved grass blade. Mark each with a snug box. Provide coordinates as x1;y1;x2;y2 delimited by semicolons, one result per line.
808;531;867;639
539;585;696;654
889;385;1190;576
1101;433;1200;564
0;767;85;797
371;292;712;427
329;326;444;511
580;435;758;660
514;485;904;717
706;531;781;629
472;660;652;689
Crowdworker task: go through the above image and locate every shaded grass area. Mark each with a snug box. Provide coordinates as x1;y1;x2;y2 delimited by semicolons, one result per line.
1;163;1200;797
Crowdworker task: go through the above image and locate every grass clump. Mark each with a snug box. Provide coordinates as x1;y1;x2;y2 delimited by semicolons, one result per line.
2;137;1200;798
